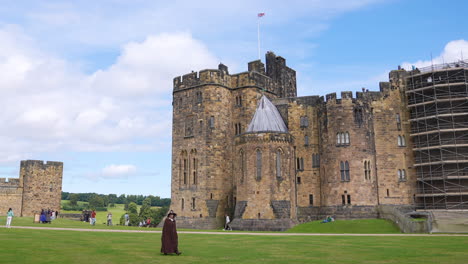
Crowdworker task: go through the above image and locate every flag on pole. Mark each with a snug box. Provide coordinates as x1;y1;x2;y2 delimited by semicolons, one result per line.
258;12;265;18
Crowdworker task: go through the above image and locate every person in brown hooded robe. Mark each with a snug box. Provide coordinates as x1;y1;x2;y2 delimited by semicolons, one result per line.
161;210;181;255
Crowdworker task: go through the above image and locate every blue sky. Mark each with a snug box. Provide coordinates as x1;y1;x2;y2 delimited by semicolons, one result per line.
0;0;466;198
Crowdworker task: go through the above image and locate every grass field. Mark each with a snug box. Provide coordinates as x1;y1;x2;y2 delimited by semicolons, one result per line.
0;228;467;264
286;219;401;234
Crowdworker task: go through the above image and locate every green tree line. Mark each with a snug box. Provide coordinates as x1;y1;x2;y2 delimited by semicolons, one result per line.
62;192;171;207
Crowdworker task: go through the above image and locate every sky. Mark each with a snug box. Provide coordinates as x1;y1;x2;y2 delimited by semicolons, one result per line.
0;0;467;198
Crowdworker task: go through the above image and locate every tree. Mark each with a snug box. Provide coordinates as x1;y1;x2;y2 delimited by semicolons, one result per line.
128;202;138;214
88;195;105;209
127;202;140;226
69;194;79;206
139;197;152;221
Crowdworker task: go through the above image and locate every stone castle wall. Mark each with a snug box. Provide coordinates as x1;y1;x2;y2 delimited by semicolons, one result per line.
0;160;63;217
170;52;421;230
0;178;23;216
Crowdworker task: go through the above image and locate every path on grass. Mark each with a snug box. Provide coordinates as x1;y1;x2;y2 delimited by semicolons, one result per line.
3;226;468;236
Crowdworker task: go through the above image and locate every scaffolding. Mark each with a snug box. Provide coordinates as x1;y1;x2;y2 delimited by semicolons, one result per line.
406;60;468;210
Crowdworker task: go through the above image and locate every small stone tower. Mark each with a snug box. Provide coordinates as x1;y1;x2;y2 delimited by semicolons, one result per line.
231;95;297;231
20;160;63;216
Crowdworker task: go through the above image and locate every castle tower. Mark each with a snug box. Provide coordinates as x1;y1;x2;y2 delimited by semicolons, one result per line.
230;96;297;231
20;160;63;216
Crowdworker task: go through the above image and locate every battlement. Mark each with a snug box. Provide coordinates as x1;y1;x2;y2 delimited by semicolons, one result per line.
173;52;297;98
0;178;20;187
20;160;64;169
235;132;293;145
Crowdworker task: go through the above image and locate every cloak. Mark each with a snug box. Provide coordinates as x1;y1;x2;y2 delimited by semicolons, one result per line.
161;218;179;254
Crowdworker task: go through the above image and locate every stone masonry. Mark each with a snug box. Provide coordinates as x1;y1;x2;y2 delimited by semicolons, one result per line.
169;51;423;230
0;160;63;216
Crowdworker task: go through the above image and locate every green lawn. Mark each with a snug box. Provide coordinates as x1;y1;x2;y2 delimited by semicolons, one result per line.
0;228;467;264
287;219;401;234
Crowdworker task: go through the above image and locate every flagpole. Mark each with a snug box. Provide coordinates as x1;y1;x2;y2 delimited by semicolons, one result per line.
257;16;261;60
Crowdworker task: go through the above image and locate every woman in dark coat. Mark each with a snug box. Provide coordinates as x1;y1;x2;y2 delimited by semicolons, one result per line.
161;210;181;255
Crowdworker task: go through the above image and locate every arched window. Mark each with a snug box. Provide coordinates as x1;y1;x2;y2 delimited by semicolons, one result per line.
402;136;406;146
276;149;282;179
256;149;262;181
340;133;345;145
398;136;402;146
345;132;350;145
183;158;188;185
337;133;341;145
345;161;350;181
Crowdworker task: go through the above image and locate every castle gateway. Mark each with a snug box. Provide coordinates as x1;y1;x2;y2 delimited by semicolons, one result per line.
170;52;468;231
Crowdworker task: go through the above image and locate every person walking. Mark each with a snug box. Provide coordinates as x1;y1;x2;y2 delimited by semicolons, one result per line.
107;212;113;226
161;210;181;255
6;208;14;228
224;213;232;231
91;210;96;226
124;213;129;226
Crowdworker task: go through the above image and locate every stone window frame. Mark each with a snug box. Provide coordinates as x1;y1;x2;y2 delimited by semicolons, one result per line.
181;198;185;211
256;149;262;181
340;161;350;181
196;91;203;104
304;135;309;146
192;197;196;210
239;149;245;184
397;135;406;147
364;160;371;180
300;116;309;128
396;113;401;131
336;132;350;146
180;150;188;186
296;157;304;171
190;149;198;185
312;153;320;168
276;148;283;180
354;108;363;127
209;116;215;129
398;169;407;181
235;95;243;107
309;194;314;206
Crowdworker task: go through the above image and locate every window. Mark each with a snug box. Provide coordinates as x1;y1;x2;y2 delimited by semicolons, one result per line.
387;189;390;197
276;150;282;179
337;132;350;146
182;198;185;210
312;154;320;168
345;161;350;181
304;136;309;146
192;157;198;185
199;120;203;134
240;150;245;184
398;135;406;147
236;96;243;107
192;198;196;209
256;149;262;181
398;169;407;181
342;195;346;205
297;157;304;171
354;108;363;127
209;116;215;129
196;91;203;104
347;195;351;204
309;194;314;205
396;113;401;131
235;123;243;135
300;116;309;128
364;160;371;180
341;161;350;181
297;177;301;184
183;158;188;185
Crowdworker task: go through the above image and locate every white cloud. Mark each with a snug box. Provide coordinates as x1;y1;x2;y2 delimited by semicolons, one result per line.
401;40;468;70
101;164;137;178
0;25;217;164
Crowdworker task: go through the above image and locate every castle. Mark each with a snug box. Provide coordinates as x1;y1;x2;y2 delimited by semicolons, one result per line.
170;52;468;230
0;160;63;216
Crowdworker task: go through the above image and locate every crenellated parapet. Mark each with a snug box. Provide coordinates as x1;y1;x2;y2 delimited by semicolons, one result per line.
0;178;20;188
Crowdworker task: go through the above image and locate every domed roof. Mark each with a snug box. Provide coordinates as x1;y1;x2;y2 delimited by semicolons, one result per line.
246;95;288;133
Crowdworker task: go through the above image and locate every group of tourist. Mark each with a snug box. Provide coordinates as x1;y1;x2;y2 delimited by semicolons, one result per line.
138;217;152;227
39;209;58;223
